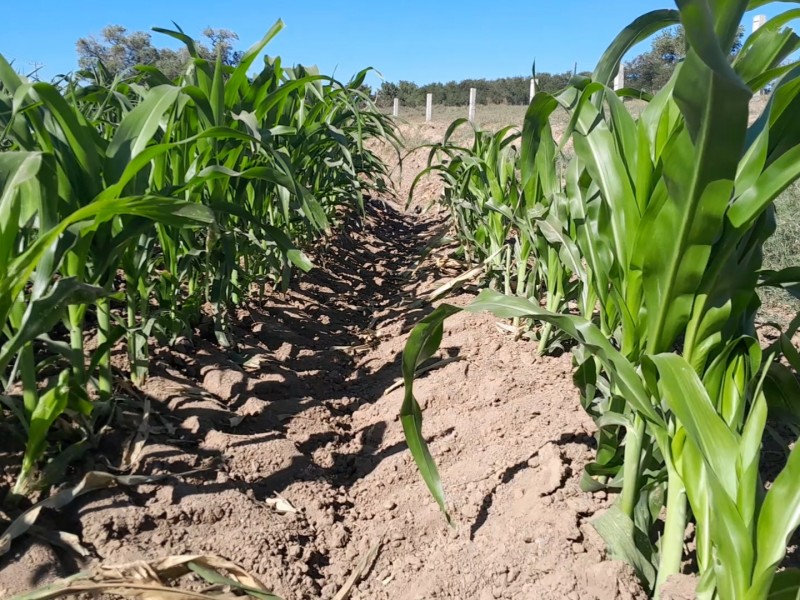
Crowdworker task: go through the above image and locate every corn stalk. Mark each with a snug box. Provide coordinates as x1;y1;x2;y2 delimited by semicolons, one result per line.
400;3;800;598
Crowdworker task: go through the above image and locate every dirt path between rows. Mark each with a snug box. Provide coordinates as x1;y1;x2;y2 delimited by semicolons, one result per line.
0;197;644;600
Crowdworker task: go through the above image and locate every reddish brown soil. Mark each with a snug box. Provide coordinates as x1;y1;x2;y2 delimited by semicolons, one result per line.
0;198;644;599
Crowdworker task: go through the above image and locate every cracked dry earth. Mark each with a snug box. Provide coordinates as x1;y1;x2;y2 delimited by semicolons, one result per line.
0;197;645;600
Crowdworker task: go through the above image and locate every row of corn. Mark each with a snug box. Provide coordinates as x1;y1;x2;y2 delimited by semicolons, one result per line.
402;2;800;598
0;22;394;499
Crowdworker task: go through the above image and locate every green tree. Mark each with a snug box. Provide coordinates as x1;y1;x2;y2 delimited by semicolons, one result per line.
376;81;399;107
397;80;423;106
625;25;744;92
76;26;242;80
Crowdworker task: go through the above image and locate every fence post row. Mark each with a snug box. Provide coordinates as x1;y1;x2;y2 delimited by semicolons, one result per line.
753;15;767;95
400;65;643;120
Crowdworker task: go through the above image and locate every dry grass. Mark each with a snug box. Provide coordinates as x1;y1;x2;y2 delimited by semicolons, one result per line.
762;181;800;323
388;101;650;149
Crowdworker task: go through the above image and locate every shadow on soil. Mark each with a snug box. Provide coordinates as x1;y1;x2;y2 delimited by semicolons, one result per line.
0;198;458;585
71;198;448;512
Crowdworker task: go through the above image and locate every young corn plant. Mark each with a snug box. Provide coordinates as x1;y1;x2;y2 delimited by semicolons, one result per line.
0;21;396;498
401;3;800;598
0;149;214;497
410;119;578;352
409;121;522;278
143;23;395;344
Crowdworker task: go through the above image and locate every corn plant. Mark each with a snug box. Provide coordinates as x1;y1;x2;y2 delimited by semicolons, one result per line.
140;24;396;345
0;21;395;498
410;120;579;352
0;150;214;497
410;121;522;276
401;2;800;598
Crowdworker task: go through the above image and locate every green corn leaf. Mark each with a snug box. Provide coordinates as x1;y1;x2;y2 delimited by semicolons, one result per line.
210;53;225;127
520;92;559;202
226;19;284;107
593;9;681;87
152;25;199;58
106;84;182;183
636;0;752;357
645;353;739;497
400;303;461;525
17;375;70;493
734;10;800;87
646;352;757;597
0;152;44;273
0;52;25;94
133;64;174;86
0;278;106;376
758;266;800;298
286;249;313;272
748;431;800;599
731;144;800;230
592;505;657;590
767;569;800;600
26;83;104;199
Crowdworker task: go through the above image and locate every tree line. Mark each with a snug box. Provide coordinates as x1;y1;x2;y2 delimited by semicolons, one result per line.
71;24;741;103
74;25;243;81
374;26;745;107
374;72;585;107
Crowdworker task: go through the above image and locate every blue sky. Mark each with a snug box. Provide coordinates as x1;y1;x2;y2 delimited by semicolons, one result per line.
0;1;791;86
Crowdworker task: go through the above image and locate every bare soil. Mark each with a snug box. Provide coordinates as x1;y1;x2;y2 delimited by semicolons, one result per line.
0;194;646;600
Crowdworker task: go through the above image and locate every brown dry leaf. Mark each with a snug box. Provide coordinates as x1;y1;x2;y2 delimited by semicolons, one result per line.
118;398;152;472
9;554;281;600
427;264;484;302
29;525;90;558
0;470;203;558
264;493;297;514
242;355;265;370
333;537;382;600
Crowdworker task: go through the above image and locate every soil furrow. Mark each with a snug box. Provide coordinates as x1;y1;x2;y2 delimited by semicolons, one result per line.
0;197;643;600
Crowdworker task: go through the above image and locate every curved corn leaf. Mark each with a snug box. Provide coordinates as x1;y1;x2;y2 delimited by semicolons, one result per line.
767;569;800;600
749;431;800;598
593;9;681;87
400;304;461;525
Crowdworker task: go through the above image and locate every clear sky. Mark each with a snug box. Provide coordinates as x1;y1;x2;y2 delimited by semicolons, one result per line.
0;1;791;86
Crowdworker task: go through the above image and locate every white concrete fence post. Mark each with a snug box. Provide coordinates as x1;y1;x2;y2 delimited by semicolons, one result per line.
425;93;433;123
753;16;768;95
468;87;477;123
392;98;399;117
614;64;626;91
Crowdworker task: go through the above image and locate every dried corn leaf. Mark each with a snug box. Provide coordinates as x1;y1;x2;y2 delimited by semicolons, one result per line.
9;554;281;600
333;537;382;600
1;471;198;557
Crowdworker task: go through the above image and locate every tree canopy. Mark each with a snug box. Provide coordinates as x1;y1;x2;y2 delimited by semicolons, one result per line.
624;25;744;93
76;26;243;80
